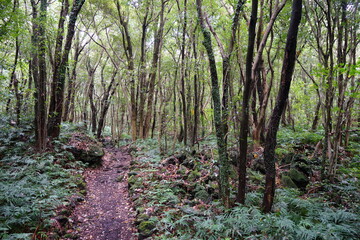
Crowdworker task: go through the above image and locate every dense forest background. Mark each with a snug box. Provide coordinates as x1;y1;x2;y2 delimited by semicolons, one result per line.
0;0;359;239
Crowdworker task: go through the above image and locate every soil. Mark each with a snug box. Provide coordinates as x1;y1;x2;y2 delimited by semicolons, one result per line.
70;146;137;240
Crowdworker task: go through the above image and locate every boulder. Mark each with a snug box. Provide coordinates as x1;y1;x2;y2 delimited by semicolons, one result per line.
287;168;309;189
281;175;297;188
252;157;266;174
195;189;210;202
138;221;155;239
66;133;104;165
229;149;239;166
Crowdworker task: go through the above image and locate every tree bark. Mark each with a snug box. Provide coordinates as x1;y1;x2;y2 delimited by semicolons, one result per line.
196;0;230;207
48;0;85;138
96;69;120;139
180;0;188;145
116;0;137;140
262;0;302;213
143;0;168;139
237;0;258;204
31;0;48;151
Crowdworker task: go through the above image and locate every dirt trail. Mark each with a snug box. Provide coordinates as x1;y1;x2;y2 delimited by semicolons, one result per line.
70;146;137;240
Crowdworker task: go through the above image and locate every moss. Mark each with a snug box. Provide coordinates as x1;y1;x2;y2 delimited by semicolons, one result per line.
79;189;87;195
137;214;150;222
195;189;210;202
138;221;155;238
282;175;297;188
288;168;309;189
128;175;137;185
76;179;86;190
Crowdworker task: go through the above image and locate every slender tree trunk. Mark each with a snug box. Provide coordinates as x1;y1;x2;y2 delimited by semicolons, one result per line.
31;0;48;151
262;0;302;213
137;5;150;139
196;0;230;207
252;0;286;144
5;0;20;118
237;0;258;204
63;32;85;121
143;0;167;138
321;0;335;179
96;70;119;139
192;29;199;146
88;70;97;134
311;100;321;131
116;0;137;140
179;0;188;145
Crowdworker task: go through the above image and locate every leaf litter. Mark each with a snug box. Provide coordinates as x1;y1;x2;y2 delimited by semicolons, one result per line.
69;146;137;240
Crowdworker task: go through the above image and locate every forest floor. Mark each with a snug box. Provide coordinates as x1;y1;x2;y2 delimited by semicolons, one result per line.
70;146;137;240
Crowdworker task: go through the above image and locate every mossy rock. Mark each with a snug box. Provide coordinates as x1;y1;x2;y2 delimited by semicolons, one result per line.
136;213;150;224
293;162;312;176
228;149;239;166
281;175;297;188
252;157;266;174
195;189;210;202
288;168;309;189
76;178;86;190
67;134;104;165
128;175;137;185
138;221;155;239
128;176;143;193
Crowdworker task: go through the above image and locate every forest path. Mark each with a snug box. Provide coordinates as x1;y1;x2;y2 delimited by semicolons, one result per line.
70;145;137;240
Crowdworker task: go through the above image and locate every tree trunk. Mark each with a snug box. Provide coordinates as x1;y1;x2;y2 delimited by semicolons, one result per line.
137;5;150;139
88;71;97;134
116;0;137;140
192;29;199;146
63;32;85;122
143;0;167;139
262;0;302;213
48;0;85;139
237;0;258;204
196;0;230;207
96;69;119;139
31;0;48;151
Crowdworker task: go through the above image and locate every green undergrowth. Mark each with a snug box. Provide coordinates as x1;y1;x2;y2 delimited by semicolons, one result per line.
0;119;86;239
127;133;360;239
